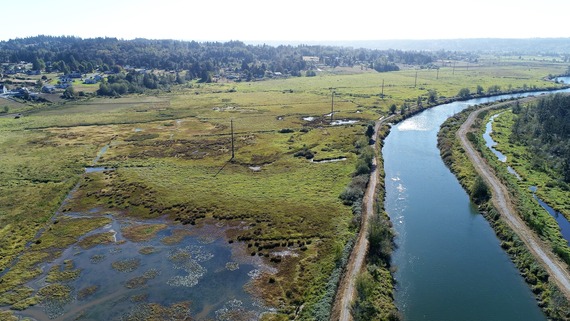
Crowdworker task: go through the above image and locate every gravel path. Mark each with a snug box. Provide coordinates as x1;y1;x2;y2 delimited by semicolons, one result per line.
331;116;392;321
457;100;570;300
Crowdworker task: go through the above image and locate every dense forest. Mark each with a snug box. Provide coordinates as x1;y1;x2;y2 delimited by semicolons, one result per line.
0;36;438;73
511;94;570;183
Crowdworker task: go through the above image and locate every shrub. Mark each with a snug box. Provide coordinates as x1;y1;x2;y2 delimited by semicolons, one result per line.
458;87;471;99
306;70;317;77
368;216;394;265
340;186;364;205
470;176;491;204
293;148;314;159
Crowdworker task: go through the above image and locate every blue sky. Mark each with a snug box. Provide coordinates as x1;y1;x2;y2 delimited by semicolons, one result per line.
1;0;568;42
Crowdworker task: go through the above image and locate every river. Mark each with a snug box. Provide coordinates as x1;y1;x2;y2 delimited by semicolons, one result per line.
382;88;570;321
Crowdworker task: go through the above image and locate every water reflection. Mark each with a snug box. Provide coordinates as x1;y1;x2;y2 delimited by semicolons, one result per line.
529;187;570;246
483;112;570;246
17;217;272;320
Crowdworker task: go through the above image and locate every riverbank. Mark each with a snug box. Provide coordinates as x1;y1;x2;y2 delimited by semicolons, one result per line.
331;117;398;321
438;98;570;320
332;85;570;321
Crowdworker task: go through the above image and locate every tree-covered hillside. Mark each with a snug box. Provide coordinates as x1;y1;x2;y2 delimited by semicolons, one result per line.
0;35;437;76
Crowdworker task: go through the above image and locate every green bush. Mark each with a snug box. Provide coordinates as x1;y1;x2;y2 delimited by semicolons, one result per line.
340;186;364;205
470;176;491;204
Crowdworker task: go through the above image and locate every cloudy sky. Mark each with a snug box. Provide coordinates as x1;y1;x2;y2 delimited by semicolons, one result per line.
1;0;568;42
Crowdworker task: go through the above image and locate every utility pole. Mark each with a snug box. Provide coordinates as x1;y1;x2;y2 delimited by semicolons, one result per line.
329;87;335;122
331;90;334;122
230;118;235;160
414;71;418;88
214;119;236;177
381;79;384;98
452;61;456;75
436;68;439;80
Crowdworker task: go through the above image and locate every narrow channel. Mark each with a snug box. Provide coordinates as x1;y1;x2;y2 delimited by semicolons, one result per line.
483;109;570;246
382;89;570;321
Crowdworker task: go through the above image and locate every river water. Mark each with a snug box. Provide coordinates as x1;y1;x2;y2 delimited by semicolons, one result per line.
382;89;570;321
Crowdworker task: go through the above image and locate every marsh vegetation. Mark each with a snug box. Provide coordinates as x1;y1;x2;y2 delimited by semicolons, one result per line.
1;39;569;320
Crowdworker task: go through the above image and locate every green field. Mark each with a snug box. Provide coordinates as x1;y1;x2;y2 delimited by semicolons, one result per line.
0;60;568;320
490;110;570;217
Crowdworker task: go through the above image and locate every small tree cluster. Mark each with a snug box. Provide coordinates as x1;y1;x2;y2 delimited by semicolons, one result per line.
470;176;491;204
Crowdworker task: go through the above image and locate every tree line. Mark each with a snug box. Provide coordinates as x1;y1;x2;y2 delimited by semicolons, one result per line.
0;36;440;79
511;94;570;183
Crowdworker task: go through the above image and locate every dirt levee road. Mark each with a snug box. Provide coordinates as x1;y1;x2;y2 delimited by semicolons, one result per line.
331;116;391;321
457;100;570;300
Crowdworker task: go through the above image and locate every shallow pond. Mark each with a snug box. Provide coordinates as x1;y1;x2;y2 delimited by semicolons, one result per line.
330;119;358;126
17;218;272;320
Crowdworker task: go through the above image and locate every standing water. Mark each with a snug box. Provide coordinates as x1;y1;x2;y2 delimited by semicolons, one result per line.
483;110;570;246
381;93;568;320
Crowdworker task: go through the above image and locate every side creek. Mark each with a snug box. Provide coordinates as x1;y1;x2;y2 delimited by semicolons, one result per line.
484;113;570;245
11;143;274;320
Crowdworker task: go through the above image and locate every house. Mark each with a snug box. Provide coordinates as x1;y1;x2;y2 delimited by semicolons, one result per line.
55;83;71;89
83;74;103;84
302;56;320;63
59;76;73;83
69;72;82;78
42;85;56;93
11;87;30;98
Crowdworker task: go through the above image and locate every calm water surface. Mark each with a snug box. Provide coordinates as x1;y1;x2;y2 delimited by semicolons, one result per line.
382;92;569;320
15;217;270;320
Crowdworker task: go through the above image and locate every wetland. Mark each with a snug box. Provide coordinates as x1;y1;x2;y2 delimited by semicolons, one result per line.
1;50;569;320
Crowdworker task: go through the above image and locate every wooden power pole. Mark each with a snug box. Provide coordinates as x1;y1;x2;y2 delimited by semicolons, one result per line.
230;119;235;160
329;88;336;122
414;71;418;87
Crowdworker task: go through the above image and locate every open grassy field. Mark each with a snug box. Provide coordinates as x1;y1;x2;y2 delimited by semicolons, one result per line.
0;60;568;319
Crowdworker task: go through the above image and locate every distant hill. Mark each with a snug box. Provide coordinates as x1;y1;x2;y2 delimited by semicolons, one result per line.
251;38;570;54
